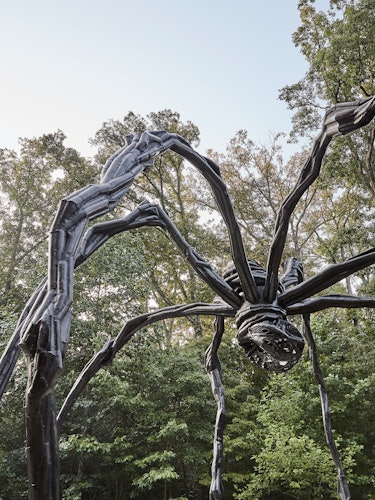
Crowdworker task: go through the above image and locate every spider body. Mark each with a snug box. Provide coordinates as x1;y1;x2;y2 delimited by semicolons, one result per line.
236;302;305;373
224;259;305;372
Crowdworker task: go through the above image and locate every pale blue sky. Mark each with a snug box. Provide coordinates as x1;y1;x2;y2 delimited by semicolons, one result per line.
0;1;329;158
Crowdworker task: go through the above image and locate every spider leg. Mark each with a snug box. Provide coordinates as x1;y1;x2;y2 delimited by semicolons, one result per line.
57;303;234;432
169;138;260;303
287;294;375;315
279;247;375;308
204;316;225;500
20;129;249;363
11;129;250;405
265;96;375;302
302;314;351;500
18;132;194;499
20;134;172;356
280;257;304;289
78;199;242;308
100;127;258;305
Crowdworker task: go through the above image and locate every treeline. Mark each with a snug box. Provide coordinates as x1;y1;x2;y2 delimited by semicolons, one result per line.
1;1;375;498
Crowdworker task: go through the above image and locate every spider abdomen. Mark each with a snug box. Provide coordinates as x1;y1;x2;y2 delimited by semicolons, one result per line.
224;260;305;373
236;301;304;373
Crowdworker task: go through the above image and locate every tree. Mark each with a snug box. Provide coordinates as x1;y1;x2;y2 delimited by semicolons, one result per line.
280;0;375;131
0;131;96;313
279;0;375;299
59;333;217;500
204;132;329;269
280;0;375;194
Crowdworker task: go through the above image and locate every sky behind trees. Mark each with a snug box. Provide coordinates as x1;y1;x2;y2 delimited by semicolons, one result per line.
0;1;329;158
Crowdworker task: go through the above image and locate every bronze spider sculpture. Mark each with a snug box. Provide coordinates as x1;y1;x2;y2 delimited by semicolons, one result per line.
0;96;375;500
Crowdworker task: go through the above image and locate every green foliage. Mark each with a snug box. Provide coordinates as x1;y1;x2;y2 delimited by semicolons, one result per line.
280;0;375;137
0;354;28;499
0;131;96;313
279;0;375;243
278;0;375;301
59;332;215;499
224;311;375;499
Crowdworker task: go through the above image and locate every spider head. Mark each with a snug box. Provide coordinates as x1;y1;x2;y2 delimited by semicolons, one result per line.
224;260;304;373
235;302;304;373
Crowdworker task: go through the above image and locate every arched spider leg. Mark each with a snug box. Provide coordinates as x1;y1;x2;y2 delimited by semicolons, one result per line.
204;316;226;500
103;130;259;303
265;96;375;302
0;134;173;399
167;137;259;303
302;314;351;500
18;131;188;499
57;303;234;432
279;246;375;309
81;130;260;307
77;199;242;308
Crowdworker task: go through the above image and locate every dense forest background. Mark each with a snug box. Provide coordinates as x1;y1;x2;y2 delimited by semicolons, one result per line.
1;1;375;498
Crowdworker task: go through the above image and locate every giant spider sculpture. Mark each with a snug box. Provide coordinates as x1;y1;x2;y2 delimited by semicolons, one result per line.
1;96;375;500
